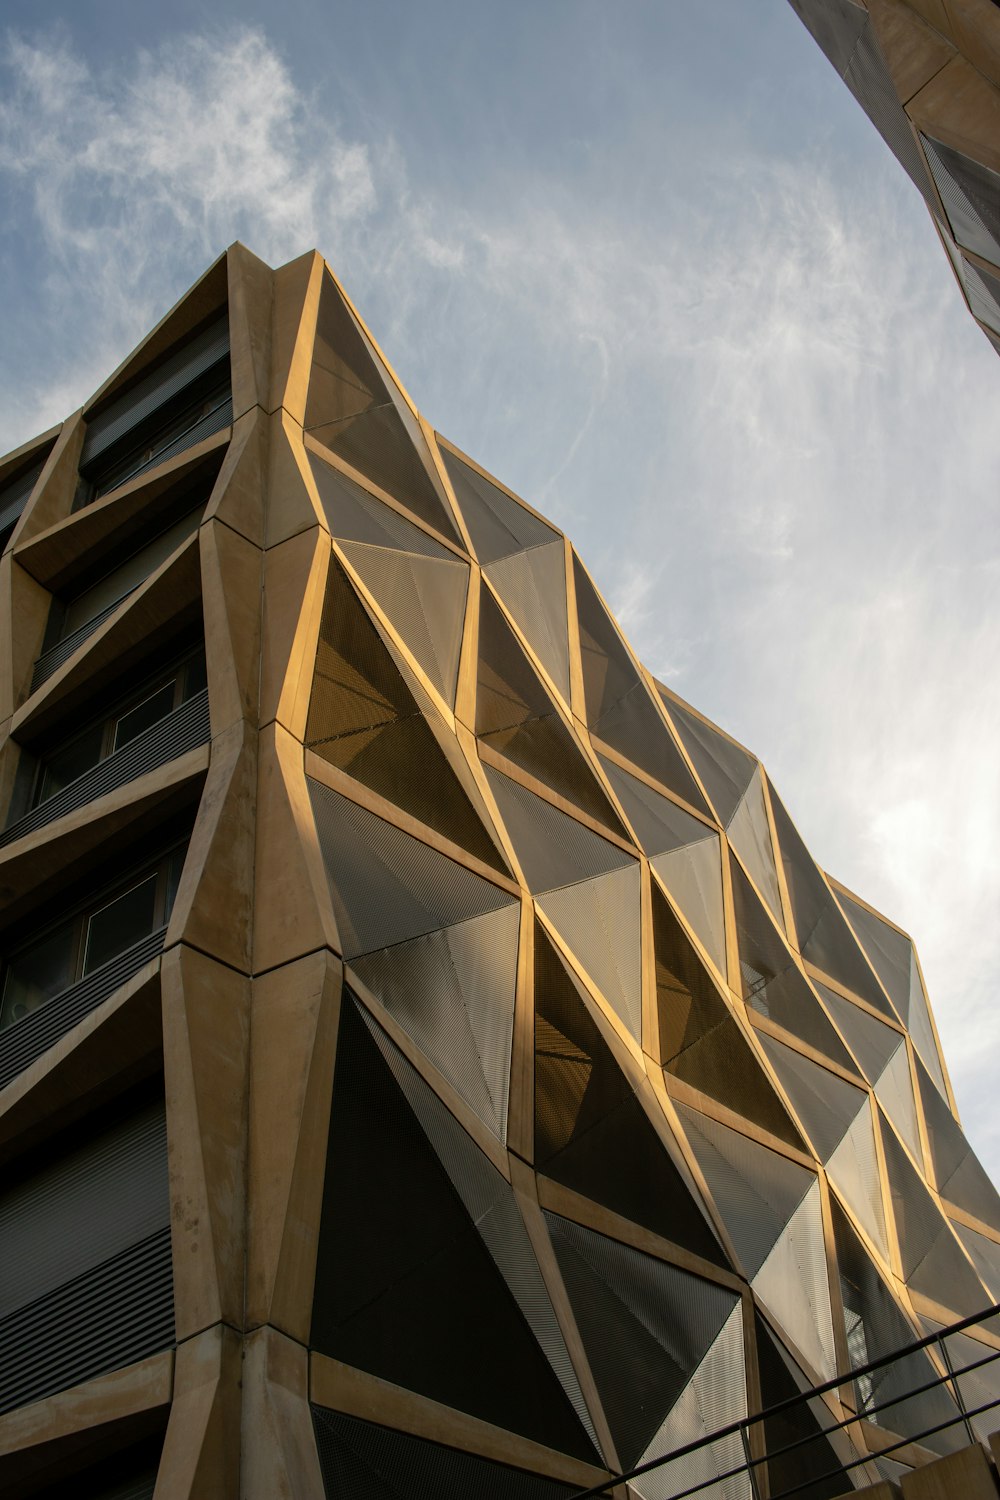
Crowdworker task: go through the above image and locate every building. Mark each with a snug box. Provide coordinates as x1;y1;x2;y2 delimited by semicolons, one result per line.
788;0;1000;354
0;241;997;1500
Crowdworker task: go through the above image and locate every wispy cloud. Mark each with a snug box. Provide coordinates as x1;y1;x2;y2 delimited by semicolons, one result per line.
1;22;999;1174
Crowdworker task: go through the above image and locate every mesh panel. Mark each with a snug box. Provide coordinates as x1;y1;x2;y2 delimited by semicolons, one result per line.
311;997;596;1459
359;1004;602;1453
907;953;947;1098
757;1032;866;1163
306;273;460;543
653;886;802;1148
880;1121;990;1316
843;18;932;198
730;859;855;1067
952;1220;1000;1301
651;837;727;978
874;1043;922;1165
659;695;756;828
961;256;1000;336
753;1181;838;1382
753;1317;856;1500
598;754;710;856
308;778;515;958
309;449;458;557
306;555;505;871
485;540;571;704
726;771;784;929
439;444;558;564
312;1404;582;1500
675;1101;814;1279
535;926;725;1264
538;864;642;1043
545;1212;739;1469
924;1319;1000;1443
835;889;910;1022
814;982;901;1085
574;560;707;813
351;903;519;1142
341;541;468;707
832;1200;963;1453
915;1056;1000;1229
767;787;893;1017
827;1101;890;1262
634;1305;751;1500
485;764;634;895
922;135;1000;267
786;0;867;76
477;587;624;830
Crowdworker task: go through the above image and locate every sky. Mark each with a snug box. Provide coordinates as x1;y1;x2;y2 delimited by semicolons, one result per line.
0;1;998;1179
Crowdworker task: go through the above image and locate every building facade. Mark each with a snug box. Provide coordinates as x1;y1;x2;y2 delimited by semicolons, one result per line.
789;0;1000;354
0;243;996;1500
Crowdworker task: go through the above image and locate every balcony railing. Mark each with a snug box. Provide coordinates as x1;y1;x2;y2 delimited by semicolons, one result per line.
568;1302;1000;1500
0;926;168;1091
2;688;210;848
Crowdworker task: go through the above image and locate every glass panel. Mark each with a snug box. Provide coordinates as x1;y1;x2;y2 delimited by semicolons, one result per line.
36;721;106;804
1;917;78;1028
113;681;176;751
83;874;158;974
181;650;207;700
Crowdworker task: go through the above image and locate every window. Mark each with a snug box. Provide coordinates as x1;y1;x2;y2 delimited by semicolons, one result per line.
32;647;206;808
78;314;231;505
0;843;187;1030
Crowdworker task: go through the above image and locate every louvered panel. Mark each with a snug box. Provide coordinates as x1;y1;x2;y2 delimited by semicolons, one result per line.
91;395;233;502
82;317;230;466
0;927;166;1090
1;690;210;848
0;458;44;540
30;589;139;694
0;1228;174;1415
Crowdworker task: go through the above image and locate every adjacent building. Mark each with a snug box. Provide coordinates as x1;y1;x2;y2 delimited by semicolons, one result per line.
0;232;996;1497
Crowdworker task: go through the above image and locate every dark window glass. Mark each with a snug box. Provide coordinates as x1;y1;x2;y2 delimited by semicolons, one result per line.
84;874;159;974
1;918;78;1027
113;681;176;751
0;841;188;1031
37;722;106;803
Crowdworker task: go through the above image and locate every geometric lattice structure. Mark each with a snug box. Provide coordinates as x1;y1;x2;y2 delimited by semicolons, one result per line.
788;0;1000;356
0;243;997;1499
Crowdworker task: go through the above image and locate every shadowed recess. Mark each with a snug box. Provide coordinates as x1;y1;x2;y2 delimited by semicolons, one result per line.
311;996;599;1460
312;1405;584;1499
572;557;708;814
305;271;461;543
754;1315;856;1500
652;884;803;1148
534;923;727;1265
306;552;506;871
477;587;625;832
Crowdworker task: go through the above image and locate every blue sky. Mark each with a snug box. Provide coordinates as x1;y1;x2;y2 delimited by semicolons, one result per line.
1;1;999;1179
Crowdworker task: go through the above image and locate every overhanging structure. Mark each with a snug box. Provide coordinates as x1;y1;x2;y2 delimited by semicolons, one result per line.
0;244;997;1499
